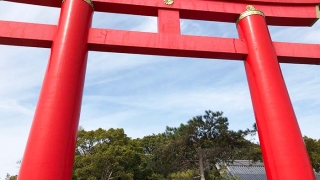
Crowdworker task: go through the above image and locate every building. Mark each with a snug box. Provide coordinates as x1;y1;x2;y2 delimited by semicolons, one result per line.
218;160;320;180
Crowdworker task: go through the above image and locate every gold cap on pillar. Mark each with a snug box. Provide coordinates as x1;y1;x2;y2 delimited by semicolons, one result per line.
236;5;265;25
62;0;94;10
83;0;94;10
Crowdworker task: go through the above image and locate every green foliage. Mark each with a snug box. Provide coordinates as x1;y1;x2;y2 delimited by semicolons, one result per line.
149;173;166;180
230;138;262;162
73;128;152;180
304;136;320;172
72;110;261;179
164;110;256;179
5;174;17;180
140;132;199;177
9;112;320;179
168;169;199;180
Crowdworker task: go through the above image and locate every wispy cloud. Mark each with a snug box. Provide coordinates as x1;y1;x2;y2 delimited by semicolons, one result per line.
0;2;59;24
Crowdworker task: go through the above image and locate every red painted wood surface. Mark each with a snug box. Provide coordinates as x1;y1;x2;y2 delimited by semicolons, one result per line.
158;9;180;34
238;14;316;180
7;0;319;26
232;0;320;4
274;42;320;64
0;21;55;48
7;0;320;7
93;0;319;26
1;20;319;64
17;0;93;179
88;28;247;60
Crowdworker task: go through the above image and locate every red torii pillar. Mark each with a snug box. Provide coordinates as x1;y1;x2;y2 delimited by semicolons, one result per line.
237;6;315;180
18;0;93;179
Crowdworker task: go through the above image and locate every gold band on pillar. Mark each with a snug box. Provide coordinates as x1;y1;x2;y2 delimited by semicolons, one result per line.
62;0;94;10
236;5;265;25
164;0;174;5
83;0;94;10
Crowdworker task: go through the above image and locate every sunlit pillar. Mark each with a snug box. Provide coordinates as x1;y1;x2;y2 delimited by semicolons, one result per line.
237;5;315;180
18;0;93;179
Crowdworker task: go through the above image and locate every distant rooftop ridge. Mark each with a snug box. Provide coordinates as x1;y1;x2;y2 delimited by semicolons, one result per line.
216;160;320;180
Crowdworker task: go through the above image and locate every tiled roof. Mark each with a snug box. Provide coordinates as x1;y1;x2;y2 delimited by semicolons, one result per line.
224;160;320;180
235;174;266;180
227;160;266;180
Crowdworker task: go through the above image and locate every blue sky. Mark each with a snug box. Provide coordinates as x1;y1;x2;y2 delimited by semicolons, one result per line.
0;1;320;178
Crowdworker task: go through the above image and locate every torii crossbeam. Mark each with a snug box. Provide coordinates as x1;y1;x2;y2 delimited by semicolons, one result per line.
1;0;319;179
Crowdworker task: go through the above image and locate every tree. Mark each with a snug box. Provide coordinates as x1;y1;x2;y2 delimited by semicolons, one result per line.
4;159;21;180
165;110;256;180
5;174;17;180
304;136;320;172
72;111;259;179
73;127;152;180
139;133;194;178
167;169;199;180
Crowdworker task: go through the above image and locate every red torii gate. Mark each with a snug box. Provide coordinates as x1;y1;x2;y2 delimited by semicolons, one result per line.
1;0;320;179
